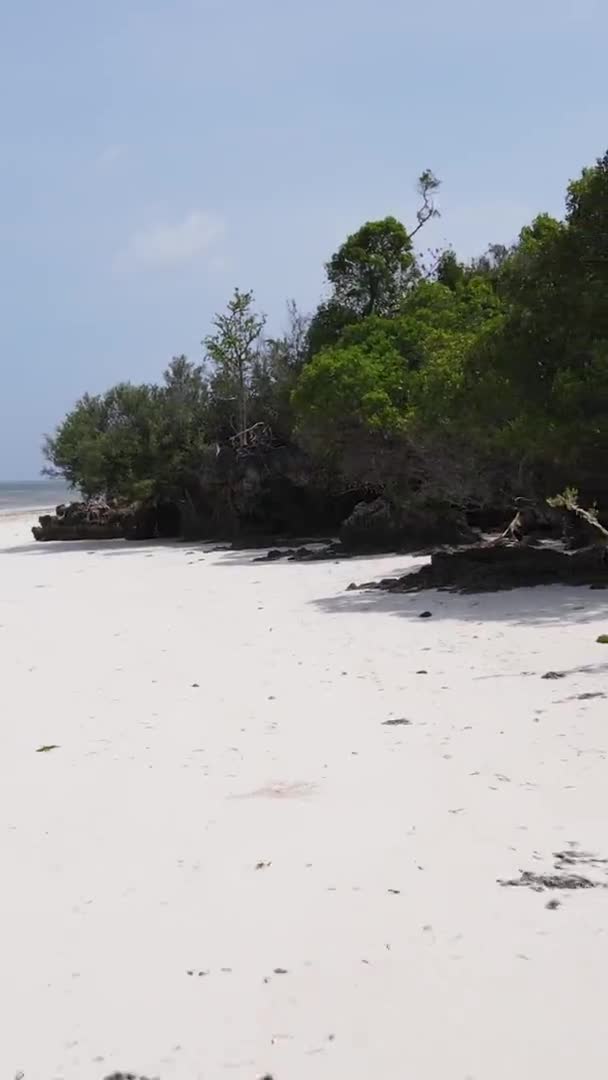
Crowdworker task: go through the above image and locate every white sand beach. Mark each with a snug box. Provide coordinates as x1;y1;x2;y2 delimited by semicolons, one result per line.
2;510;608;1080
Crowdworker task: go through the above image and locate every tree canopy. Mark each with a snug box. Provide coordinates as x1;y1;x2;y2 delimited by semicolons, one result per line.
45;151;608;521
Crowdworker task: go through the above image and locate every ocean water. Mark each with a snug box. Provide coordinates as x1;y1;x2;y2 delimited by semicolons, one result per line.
0;479;74;515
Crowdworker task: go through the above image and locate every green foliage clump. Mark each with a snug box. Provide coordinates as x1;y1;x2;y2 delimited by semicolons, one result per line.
294;277;502;445
44;359;212;502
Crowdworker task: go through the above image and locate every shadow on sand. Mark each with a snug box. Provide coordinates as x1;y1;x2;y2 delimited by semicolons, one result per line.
311;568;608;629
0;537;197;557
2;537;347;562
211;548;401;569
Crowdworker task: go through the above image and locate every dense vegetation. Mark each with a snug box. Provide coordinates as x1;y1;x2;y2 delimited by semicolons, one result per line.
44;151;608;540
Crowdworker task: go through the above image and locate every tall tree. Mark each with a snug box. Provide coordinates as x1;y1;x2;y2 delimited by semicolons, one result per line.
156;357;210;493
307;170;441;353
247;301;311;440
203;288;266;445
325;216;415;319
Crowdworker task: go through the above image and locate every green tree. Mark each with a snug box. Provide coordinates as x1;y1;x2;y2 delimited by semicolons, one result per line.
203;288;266;444
248;303;309;440
44;383;162;500
306;299;359;356
44;359;213;502
447;151;608;492
435;250;466;291
293;340;409;437
155;357;210;494
307;171;440;353
293;273;504;508
326;216;415;319
294;277;501;441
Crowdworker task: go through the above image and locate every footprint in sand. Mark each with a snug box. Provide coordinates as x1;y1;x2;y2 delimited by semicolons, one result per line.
231;781;316;800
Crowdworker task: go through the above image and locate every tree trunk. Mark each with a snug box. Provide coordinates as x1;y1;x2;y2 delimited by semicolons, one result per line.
238;360;247;447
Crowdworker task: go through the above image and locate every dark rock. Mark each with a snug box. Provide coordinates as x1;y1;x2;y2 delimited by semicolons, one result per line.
254;549;288;562
339;496;475;553
289;543;344;561
182;442;354;542
355;539;608;595
32;496;185;543
339;497;402;551
33;499;137;542
419;611;433;618
33;521;125;542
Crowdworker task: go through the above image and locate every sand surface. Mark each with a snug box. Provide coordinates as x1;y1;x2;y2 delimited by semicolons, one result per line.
2;512;608;1079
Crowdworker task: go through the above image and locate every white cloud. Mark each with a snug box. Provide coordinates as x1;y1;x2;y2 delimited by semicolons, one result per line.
115;211;225;271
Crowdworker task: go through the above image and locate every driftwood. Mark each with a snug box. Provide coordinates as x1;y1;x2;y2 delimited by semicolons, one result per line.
228;421;274;452
562;502;608;547
501;495;608;549
500;498;561;542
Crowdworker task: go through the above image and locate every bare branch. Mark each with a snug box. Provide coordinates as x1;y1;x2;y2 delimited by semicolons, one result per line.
409;169;441;240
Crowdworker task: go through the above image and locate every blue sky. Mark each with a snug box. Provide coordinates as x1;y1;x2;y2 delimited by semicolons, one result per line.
1;0;607;478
